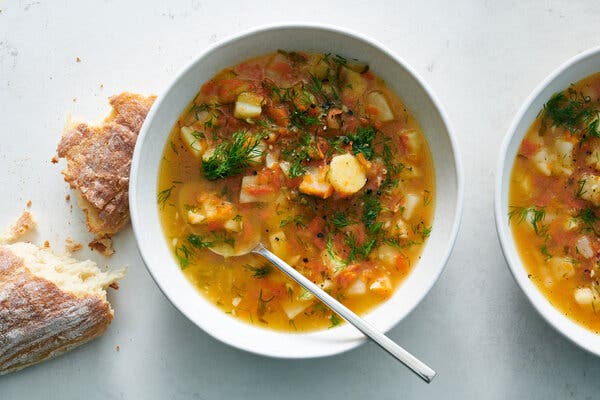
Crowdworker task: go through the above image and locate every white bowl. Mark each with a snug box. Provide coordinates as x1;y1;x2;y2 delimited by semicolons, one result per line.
495;46;600;356
130;23;463;358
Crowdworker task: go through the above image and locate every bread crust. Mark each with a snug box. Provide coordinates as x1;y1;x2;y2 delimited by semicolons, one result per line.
57;93;156;238
0;246;113;375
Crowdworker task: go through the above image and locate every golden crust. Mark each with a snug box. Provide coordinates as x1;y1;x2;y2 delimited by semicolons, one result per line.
0;246;113;375
0;211;36;244
57;93;156;238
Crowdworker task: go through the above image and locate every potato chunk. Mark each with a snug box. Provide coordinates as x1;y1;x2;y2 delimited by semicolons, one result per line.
299;166;333;199
234;92;264;120
579;173;600;206
180;126;204;157
328;154;367;195
366;91;394;122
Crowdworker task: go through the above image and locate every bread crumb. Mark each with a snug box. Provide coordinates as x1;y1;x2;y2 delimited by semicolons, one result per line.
115;345;120;352
65;194;71;202
72;98;77;102
0;211;37;244
75;57;81;62
51;156;59;164
99;84;104;89
26;200;32;208
89;237;114;256
65;237;83;253
43;240;50;248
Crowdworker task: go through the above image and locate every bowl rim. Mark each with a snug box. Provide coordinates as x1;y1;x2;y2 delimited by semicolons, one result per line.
494;45;600;356
130;21;464;358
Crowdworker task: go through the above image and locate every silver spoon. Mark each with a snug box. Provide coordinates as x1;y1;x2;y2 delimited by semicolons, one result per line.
211;238;436;383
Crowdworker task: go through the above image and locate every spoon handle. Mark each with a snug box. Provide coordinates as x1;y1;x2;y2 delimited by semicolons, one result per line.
252;243;436;383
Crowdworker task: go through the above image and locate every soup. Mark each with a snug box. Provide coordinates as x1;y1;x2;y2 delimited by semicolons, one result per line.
158;51;435;332
509;72;600;333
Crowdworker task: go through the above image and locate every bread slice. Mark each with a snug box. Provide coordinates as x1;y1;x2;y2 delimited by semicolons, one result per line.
56;93;156;240
0;213;125;375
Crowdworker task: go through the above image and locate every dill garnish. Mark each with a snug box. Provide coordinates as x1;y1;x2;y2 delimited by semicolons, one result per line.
201;131;264;180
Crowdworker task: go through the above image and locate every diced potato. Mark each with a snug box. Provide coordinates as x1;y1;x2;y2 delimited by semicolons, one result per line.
402;193;421;220
548;257;576;279
555;139;574;166
372;244;400;268
576;236;594;258
391;218;409;238
265;152;278;168
402;130;421;154
564;217;580;231
369;276;392;296
340;68;367;99
579;173;600;206
232;297;242;307
239;175;275;203
574;287;595;306
321;249;345;274
202;147;215;162
586;148;600;171
299;166;334;199
223;218;242;233
346;278;367;296
269;231;289;258
532;148;552;176
309;59;329;80
328;154;367;195
180;126;204;157
187;209;206;225
233;92;264;120
279;161;291;177
281;299;313;319
366;91;394;122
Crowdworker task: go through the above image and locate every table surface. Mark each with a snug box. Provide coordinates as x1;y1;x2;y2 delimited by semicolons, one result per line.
2;1;600;398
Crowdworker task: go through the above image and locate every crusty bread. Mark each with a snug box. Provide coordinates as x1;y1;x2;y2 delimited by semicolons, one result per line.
0;211;36;244
0;213;125;375
56;93;156;240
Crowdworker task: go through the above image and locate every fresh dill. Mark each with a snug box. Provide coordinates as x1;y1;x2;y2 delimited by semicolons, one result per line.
329;313;342;328
244;264;272;279
348;125;377;160
157;185;175;209
187;234;213;249
280;215;306;228
541;88;599;139
331;211;352;229
201;131;264;180
174;244;192;269
508;206;548;237
578;207;600;236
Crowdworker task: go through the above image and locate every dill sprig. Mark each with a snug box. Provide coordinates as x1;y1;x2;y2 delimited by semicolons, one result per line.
201;131;264;180
541;88;599;138
508;205;548;237
244;264;272;279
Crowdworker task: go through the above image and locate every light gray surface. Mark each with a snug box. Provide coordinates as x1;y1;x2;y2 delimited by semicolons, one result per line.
1;1;599;398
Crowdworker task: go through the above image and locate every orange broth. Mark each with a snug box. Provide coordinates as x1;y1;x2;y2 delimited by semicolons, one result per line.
158;51;435;332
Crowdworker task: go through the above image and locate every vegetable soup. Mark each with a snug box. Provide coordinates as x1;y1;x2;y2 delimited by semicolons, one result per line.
509;72;600;333
158;51;435;332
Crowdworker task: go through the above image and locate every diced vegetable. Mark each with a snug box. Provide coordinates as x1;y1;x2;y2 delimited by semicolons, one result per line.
548;257;576;279
402;193;421;220
532;149;552;176
369;276;392;296
575;236;593;258
234;92;264;120
366;91;394;122
269;231;289;258
574;287;595;305
281;298;313;319
579;173;600;206
180;126;204;157
299;166;334;199
239;175;276;203
340;67;367;100
346;278;366;296
328;154;367;196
